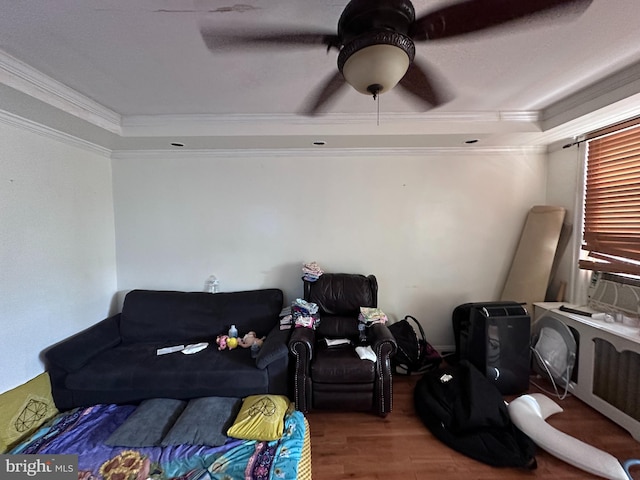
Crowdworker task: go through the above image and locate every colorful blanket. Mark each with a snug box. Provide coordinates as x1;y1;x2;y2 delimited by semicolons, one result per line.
10;403;306;480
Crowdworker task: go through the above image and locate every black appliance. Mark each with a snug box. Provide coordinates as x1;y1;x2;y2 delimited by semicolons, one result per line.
452;301;531;394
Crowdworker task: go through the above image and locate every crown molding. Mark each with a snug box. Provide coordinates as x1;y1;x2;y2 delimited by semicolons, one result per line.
537;90;640;153
123;110;539;127
0;49;122;135
0;109;111;157
111;145;545;160
541;61;640;131
121;110;541;138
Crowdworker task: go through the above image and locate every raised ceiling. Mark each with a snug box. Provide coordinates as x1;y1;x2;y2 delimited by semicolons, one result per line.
1;0;640;152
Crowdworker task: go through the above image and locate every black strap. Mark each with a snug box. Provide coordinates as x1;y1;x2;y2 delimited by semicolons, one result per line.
403;315;427;342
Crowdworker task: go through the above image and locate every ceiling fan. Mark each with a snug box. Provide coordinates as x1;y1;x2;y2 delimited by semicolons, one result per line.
200;0;593;115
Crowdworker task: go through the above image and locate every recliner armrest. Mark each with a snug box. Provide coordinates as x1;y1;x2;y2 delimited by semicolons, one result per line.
289;327;315;362
369;323;397;357
369;323;396;416
44;314;122;372
289;327;315;413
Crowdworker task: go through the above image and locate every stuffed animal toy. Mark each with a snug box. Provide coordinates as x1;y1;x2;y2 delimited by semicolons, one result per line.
216;335;228;350
238;331;265;349
217;332;262;351
216;334;238;350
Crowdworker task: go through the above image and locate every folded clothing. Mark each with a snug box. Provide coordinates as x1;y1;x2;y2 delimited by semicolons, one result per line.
302;261;324;282
293;298;318;315
358;307;388;325
292;298;320;329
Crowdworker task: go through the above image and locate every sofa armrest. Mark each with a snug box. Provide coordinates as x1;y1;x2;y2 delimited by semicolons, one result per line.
288;327;315;412
44;314;122;372
255;325;290;370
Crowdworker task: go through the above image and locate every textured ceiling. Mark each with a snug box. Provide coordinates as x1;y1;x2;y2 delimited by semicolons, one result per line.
1;0;640;150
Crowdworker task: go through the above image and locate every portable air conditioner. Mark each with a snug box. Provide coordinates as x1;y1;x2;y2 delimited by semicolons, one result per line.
453;301;531;395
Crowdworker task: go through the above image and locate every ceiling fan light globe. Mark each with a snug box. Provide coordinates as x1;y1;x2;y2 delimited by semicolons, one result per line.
341;44;410;95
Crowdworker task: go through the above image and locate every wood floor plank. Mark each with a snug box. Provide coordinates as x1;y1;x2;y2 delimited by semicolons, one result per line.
306;374;640;479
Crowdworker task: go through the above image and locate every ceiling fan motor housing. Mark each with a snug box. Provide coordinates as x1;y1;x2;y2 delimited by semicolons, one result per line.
338;0;416;40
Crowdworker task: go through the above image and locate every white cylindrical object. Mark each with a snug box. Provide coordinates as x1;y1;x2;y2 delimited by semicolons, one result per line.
205;274;219;293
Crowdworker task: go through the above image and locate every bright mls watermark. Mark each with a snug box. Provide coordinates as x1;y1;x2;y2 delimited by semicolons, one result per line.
1;455;77;480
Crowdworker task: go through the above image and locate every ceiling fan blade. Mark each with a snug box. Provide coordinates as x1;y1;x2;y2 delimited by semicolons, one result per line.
299;71;348;115
410;0;593;41
200;27;340;51
398;61;452;109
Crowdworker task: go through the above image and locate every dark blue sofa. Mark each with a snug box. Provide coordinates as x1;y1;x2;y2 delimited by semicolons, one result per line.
45;289;290;411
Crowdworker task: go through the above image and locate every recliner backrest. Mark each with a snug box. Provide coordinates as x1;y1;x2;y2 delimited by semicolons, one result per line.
304;273;377;316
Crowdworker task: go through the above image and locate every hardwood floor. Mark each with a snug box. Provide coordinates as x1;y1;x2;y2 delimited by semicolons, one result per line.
306;374;640;479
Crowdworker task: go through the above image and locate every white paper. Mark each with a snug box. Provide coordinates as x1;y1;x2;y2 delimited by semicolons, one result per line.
181;342;209;354
356;345;377;362
325;338;351;347
156;345;185;355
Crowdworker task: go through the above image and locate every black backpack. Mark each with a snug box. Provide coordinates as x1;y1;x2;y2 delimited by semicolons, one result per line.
388;315;442;375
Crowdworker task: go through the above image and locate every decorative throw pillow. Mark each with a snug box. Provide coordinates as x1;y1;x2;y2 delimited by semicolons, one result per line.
255;340;289;370
226;394;290;441
105;398;186;447
161;397;241;447
255;326;291;369
0;372;58;453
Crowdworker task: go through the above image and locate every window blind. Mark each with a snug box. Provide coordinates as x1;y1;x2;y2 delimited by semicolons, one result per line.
580;123;640;276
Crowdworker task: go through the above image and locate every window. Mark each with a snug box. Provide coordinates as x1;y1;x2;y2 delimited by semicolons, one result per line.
580;121;640;276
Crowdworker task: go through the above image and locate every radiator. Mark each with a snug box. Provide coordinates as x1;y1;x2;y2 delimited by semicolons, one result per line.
534;302;640;442
593;339;640;423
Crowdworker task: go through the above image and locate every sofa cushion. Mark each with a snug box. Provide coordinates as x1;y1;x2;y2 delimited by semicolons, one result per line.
120;289;283;344
65;344;270;398
311;347;375;383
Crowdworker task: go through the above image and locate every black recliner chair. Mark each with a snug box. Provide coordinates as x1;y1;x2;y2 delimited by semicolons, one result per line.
288;273;397;416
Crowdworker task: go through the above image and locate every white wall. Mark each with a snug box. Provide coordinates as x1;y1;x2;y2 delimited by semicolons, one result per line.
546;143;591;304
112;149;547;349
0;120;118;393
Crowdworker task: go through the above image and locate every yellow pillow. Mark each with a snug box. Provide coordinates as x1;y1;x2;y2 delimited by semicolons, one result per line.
226;394;290;441
0;372;59;453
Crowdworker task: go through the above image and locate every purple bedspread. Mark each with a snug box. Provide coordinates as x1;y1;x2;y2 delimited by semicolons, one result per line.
10;403;306;480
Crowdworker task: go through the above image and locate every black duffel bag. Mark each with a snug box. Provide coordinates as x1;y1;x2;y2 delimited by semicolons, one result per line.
414;360;537;469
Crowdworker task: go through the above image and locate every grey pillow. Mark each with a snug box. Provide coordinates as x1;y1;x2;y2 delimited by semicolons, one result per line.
255;327;290;369
105;398;187;447
160;397;241;447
